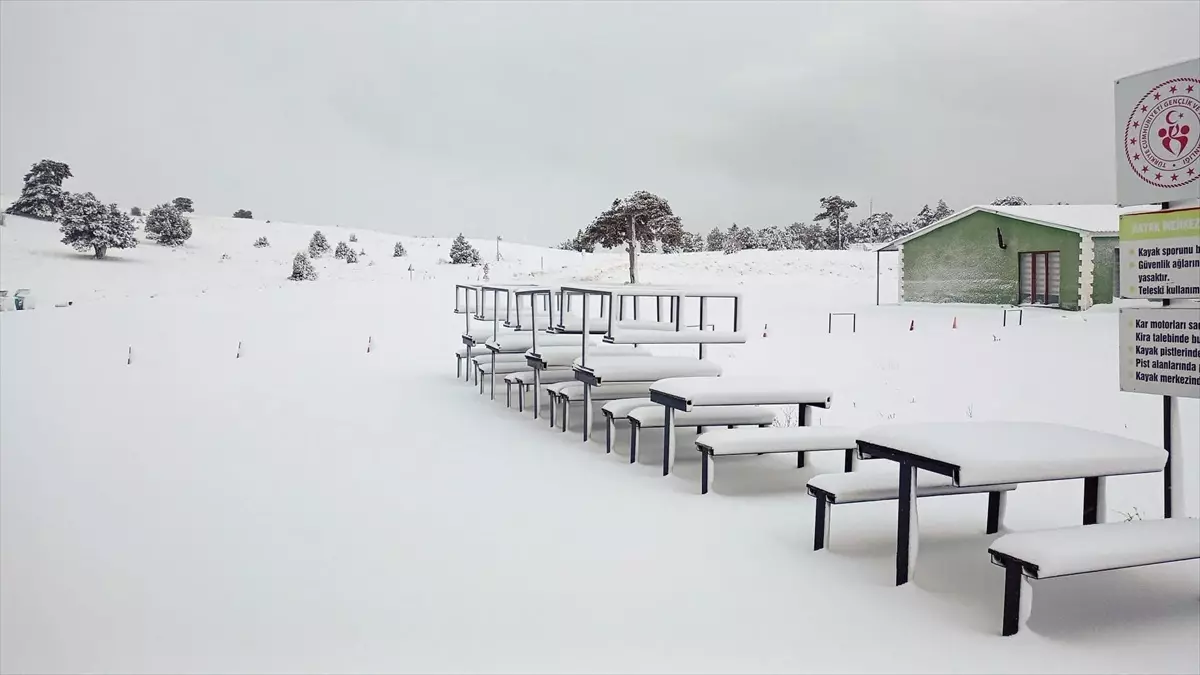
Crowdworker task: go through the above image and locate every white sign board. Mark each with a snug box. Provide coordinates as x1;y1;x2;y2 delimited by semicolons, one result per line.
1115;58;1200;207
1118;207;1200;299
1119;306;1200;398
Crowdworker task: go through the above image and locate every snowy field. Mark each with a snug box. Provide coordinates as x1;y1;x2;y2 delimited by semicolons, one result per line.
1;210;1198;674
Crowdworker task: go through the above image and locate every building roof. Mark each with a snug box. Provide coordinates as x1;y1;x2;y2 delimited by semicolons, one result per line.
876;204;1158;252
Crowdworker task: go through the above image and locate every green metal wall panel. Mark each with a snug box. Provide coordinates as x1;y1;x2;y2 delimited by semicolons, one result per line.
901;212;1083;309
1091;236;1119;305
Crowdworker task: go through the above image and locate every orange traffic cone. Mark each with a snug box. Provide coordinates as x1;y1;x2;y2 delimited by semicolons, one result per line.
909;320;914;331
952;317;957;329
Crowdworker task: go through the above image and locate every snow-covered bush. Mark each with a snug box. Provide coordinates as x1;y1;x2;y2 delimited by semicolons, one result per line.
6;159;73;221
349;233;358;242
130;206;142;217
233;209;253;219
346;248;359;263
144;203;192;246
308;230;330;258
393;241;406;257
57;192;137;259
334;241;350;259
289;252;317;280
449;234;482;265
253;236;269;248
172;197;194;213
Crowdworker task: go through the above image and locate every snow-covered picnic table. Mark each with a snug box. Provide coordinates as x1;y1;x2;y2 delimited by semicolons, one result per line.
648;377;834;476
854;421;1169;586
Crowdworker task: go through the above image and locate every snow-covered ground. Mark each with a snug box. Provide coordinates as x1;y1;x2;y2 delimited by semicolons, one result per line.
1;209;1197;674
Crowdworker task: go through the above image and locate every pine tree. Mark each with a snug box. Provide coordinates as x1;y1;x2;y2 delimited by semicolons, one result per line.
580;191;682;283
144;203;193;246
723;224;742;254
930;199;954;222
680;231;704;252
130;206;143;217
735;226;759;250
990;196;1028;206
253;236;270;247
233;209;253;218
758;225;786;251
705;226;725;252
308;230;330;257
814;195;858;250
57;192;138;259
449;233;482;265
289;251;318;280
643;240;659;253
852;212;896;244
6;159;73;221
335;241;350;259
393;241;407;257
172;197;194;213
346;248;359;263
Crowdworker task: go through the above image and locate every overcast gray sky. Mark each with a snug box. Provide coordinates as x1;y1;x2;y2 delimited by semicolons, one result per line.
2;1;1198;244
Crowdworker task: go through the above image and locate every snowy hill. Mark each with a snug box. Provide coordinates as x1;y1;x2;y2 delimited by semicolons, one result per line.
2;199;1197;674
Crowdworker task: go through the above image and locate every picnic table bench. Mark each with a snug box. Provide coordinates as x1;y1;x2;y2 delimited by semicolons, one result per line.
693;426;859;495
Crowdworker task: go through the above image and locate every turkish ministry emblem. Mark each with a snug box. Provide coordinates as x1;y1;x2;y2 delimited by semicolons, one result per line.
1124;76;1200;189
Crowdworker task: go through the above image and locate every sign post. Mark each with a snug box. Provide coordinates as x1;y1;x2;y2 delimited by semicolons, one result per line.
1115;58;1200;519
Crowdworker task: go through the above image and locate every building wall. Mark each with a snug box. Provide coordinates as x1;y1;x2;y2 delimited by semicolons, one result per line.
1091;236;1119;305
901;212;1084;309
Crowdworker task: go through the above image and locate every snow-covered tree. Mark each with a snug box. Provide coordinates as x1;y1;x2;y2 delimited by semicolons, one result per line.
814;195;858;250
172;197;194;213
130;206;143;217
757;225;786;251
680;231;705;253
233;209;253;218
144;203;192;246
930;199;954;222
643;240;659;253
851;212;897;244
991;196;1028;206
723;224;742;254
57;192;137;259
735;226;760;250
348;233;358;242
705;226;725;252
289;251;317;280
308;230;330;257
559;229;595;253
5;159;73;221
580;191;682;283
393;241;407;257
450;233;482;265
253;236;270;247
346;248;359;263
335;241;350;259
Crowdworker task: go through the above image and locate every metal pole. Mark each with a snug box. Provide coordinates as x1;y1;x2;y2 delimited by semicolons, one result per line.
876;249;881;306
699;297;708;360
582;293;591;441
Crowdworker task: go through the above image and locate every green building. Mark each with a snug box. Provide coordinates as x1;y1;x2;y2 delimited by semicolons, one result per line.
876;205;1139;311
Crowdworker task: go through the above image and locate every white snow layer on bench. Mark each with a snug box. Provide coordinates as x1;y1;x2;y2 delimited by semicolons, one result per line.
651;377;834;409
601;398;655;419
486;332;582;352
629;405;778;428
473;352;527;364
530;344;650;367
807;469;1016;503
989;518;1200;578
506;370;577;385
857;421;1167;486
605;328;747;345
477;360;531;375
695;427;859;454
574;356;723;382
558;382;654;402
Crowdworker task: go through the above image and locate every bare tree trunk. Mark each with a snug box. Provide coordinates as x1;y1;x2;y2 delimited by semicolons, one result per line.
626;215;639;284
94;245;108;259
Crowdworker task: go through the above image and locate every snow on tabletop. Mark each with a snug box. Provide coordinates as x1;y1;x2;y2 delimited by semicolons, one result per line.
606;328;747;345
695;426;859;453
574;356;723;381
857;421;1167;486
989;518;1200;578
808;468;1017;503
601;398;655;418
512;369;577;385
651;377;834;407
628;404;777;427
558;382;654;401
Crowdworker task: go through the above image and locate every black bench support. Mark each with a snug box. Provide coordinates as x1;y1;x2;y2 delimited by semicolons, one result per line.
843;449;854;473
701;450;711;494
896;461;914;586
813;493;828;550
629;426;639;464
1002;558;1023;636
987;491;1002;534
1083;476;1099;525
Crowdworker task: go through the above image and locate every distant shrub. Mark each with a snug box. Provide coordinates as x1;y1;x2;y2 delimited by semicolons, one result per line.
253;236;270;248
233;209;253;219
334;241;350;259
130;206;142;217
289;252;317;280
346;248;359;263
393;241;406;257
171;197;194;213
308;230;330;258
349;233;358;242
144;203;192;246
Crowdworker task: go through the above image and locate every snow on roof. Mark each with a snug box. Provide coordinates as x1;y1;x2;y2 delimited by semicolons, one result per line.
876;204;1160;251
